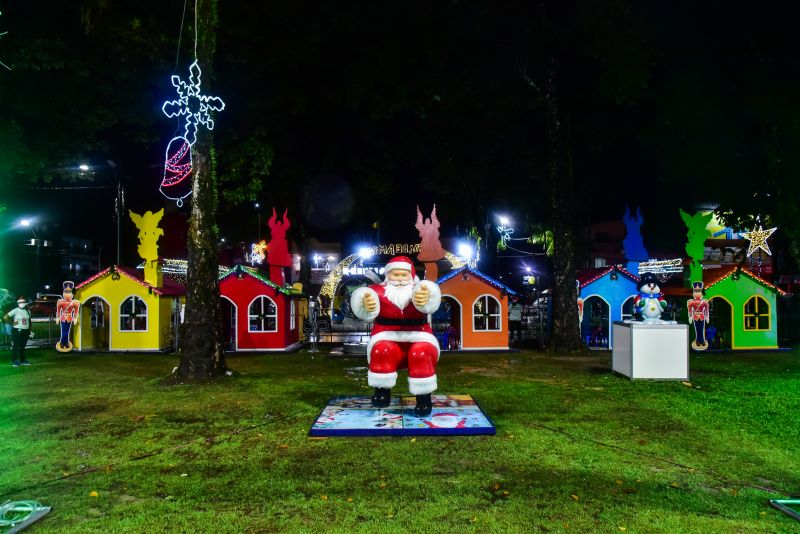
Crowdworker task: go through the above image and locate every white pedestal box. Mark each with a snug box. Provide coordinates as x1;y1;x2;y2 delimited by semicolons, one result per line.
612;321;689;380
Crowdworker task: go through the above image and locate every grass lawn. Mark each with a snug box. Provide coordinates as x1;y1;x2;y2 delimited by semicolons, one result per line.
1;347;799;533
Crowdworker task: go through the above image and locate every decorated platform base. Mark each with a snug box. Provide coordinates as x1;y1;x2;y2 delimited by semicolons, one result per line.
612;321;689;380
309;394;495;437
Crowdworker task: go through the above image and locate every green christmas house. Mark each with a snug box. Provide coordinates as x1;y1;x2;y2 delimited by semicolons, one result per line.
666;265;787;350
702;266;787;350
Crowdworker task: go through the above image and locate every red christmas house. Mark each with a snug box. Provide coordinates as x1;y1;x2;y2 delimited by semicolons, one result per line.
218;208;304;352
219;264;303;351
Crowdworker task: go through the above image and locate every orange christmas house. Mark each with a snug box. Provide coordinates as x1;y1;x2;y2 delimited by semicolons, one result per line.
435;267;517;351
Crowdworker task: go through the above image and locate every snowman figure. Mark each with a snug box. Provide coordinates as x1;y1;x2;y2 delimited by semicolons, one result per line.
634;272;669;323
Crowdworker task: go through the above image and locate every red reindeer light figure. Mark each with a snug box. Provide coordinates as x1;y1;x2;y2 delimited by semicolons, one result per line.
267;208;292;284
267;208;292;267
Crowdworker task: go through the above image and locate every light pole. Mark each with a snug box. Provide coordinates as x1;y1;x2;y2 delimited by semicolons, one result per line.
254;203;261;242
80;160;121;265
108;161;122;266
18;218;41;296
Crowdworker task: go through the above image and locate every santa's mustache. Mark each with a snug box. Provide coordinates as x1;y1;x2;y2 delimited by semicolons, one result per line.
387;279;412;286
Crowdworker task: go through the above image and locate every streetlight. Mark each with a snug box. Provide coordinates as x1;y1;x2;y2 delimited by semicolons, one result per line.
16;218;41;295
79;163;90;172
107;160;123;266
457;242;473;261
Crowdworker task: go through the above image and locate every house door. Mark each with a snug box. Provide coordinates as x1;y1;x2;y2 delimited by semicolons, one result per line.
220;297;237;351
708;297;732;349
433;296;461;351
581;296;610;349
81;297;110;351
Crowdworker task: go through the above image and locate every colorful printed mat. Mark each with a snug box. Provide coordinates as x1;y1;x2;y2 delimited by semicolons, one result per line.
309;394;496;437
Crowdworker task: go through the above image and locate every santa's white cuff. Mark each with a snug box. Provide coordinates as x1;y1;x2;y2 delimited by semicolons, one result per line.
368;371;397;389
413;280;441;315
408;374;438;395
350;287;380;322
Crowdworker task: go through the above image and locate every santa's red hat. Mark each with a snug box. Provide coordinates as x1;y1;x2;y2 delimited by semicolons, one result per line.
384;256;415;279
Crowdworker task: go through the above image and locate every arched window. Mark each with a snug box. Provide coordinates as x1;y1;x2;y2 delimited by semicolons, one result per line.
120;296;147;331
744;296;770;331
621;296;636;322
249;296;278;332
473;295;501;331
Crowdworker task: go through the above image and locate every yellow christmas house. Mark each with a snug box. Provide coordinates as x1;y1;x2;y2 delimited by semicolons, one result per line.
73;209;185;352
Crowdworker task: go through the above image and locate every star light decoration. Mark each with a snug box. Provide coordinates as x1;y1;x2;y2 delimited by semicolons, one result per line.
740;225;777;257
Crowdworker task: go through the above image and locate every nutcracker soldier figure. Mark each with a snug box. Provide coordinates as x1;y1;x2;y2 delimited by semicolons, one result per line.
56;281;80;352
687;281;709;351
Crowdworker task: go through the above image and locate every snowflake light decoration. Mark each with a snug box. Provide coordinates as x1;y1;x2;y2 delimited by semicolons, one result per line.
160;60;225;205
497;223;514;250
162;60;225;146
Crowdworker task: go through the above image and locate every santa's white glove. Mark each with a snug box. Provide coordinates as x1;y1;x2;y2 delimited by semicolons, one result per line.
363;292;378;314
413;284;430;307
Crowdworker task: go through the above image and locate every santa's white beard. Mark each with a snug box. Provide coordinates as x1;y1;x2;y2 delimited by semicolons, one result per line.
384;281;414;309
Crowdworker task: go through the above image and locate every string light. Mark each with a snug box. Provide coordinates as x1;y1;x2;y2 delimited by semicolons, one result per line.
740;226;777;257
319;248;468;301
76;266;181;295
160;59;225;205
249;240;267;264
162;60;225;146
0;10;9;71
638;258;684;275
437;266;518;296
496;222;514;250
160;136;193;206
704;265;787;295
220;265;294;295
578;266;638;288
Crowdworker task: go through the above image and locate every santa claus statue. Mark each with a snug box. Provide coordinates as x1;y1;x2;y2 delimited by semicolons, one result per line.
350;256;442;416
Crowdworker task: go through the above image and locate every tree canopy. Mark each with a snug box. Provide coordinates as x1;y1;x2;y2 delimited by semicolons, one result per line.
1;1;799;272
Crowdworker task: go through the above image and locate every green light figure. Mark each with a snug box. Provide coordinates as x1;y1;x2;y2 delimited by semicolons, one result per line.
679;209;712;284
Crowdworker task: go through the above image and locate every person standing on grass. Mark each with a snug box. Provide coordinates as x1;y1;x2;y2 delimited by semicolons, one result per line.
4;296;33;367
509;297;523;341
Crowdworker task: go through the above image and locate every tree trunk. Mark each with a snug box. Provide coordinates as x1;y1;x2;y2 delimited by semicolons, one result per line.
544;58;583;353
175;0;227;379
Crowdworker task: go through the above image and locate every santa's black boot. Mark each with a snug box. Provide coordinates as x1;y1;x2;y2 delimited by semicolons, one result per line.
371;387;391;408
414;394;433;417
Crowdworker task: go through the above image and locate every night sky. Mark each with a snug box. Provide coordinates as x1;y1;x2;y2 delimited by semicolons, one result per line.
2;1;798;295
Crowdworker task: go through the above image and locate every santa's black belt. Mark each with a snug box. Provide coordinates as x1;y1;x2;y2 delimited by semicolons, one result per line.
374;317;427;326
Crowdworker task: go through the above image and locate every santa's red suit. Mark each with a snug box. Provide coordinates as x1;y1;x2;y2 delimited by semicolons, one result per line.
350;259;441;395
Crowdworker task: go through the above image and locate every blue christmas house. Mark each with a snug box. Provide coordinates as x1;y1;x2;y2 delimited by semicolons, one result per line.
577;265;640;349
